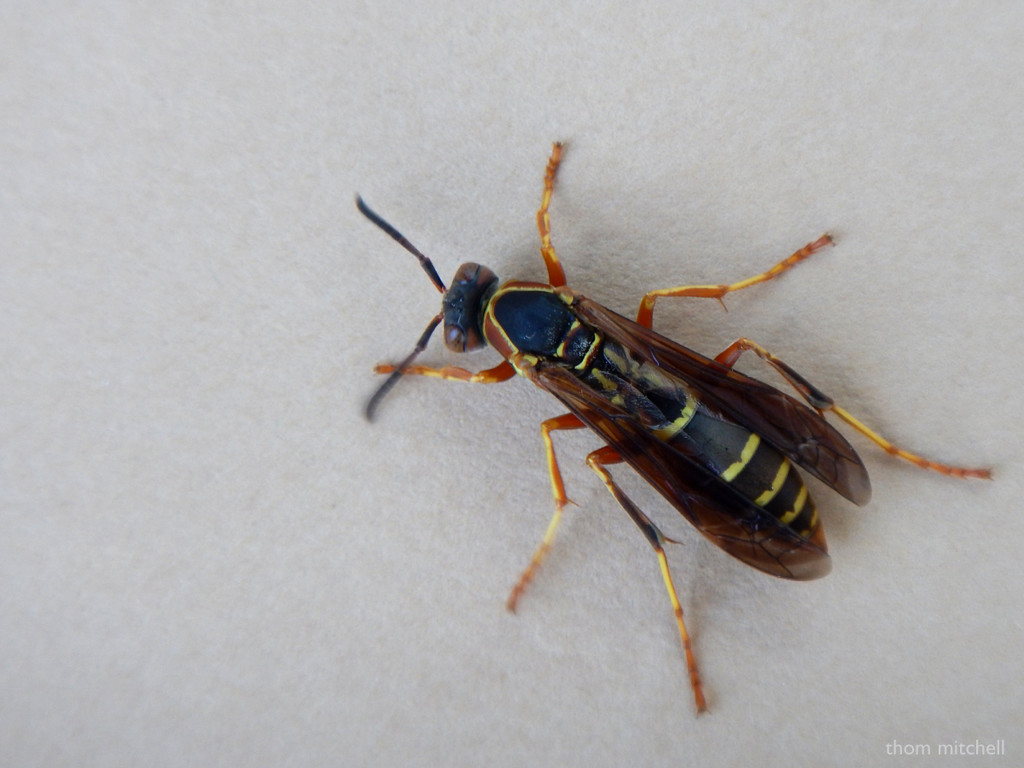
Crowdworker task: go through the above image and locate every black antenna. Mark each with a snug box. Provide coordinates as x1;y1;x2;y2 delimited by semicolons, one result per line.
356;196;446;293
357;196;452;420
364;312;443;421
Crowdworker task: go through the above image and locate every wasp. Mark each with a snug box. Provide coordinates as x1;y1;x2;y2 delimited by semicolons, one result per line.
358;143;990;713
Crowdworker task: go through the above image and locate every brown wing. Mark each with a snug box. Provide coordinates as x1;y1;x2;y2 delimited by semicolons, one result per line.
572;296;871;506
528;362;831;580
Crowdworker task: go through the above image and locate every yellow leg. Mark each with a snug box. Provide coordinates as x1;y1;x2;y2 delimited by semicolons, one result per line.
536;142;568;287
715;337;992;479
373;360;516;384
586;445;707;714
507;413;585;611
636;234;834;328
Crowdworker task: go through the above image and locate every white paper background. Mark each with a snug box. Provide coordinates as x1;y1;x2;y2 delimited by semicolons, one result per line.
3;2;1021;766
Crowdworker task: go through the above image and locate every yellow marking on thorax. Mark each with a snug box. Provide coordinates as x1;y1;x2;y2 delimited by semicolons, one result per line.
509;353;539;377
573;329;603;371
591;368;618;392
483;283;562;361
589;368;627;407
720;433;761;482
602;343;630;371
554;320;582;358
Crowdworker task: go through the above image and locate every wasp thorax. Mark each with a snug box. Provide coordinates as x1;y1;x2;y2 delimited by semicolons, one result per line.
442;262;499;352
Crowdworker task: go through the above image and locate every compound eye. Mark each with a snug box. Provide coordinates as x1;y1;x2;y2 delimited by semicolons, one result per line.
444;324;466;352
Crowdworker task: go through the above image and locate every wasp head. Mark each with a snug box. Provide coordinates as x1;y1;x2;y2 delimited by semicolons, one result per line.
442;263;499;352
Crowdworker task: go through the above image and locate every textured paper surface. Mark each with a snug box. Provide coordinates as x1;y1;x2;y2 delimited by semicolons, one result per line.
3;3;1021;766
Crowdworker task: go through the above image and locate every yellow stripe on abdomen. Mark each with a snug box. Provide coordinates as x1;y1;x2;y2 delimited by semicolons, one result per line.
777;484;809;526
720;433;761;482
754;458;791;506
653;392;699;441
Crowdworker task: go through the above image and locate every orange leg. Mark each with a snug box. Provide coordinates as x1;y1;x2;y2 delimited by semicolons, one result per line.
585;445;706;713
636;234;834;328
536;142;568;287
373;360;516;384
715;338;991;479
507;412;585;612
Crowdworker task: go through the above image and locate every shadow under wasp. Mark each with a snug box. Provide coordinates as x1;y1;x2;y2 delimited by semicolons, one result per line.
357;143;990;713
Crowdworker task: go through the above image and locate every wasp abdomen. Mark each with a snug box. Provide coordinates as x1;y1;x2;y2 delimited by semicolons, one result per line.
578;338;821;541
